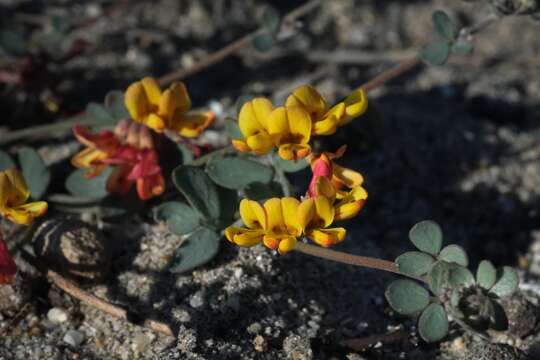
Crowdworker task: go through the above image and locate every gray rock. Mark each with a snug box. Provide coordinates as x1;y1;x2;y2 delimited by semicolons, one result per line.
63;330;85;348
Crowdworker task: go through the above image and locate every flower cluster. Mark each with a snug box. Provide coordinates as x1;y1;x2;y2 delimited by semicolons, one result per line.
72;120;165;200
232;85;368;160
0;168;48;284
226;84;369;254
125;77;214;137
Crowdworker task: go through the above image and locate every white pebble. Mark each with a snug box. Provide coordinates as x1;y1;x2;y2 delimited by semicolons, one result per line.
47;308;68;323
63;330;85;347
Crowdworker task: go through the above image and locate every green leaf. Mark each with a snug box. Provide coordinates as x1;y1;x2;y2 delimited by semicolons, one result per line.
428;261;450;295
224;118;243;140
65;167;112;200
439;244;468;266
172;165;221;220
448;264;475;288
0;151;15;171
177;144;194;165
86;103;116;124
169;227;220;273
252;32;275;52
244;181;283;201
261;6;281;34
418;303;449;342
154;201;202;235
104;90;129;120
420;41;451;66
385;280;430;315
432;10;457;40
477;260;497;290
274;155;309;173
409;220;443;255
216;186;238;226
206;156;274;190
17;147;51;199
396;251;435;277
490;266;519;298
451;40;474;55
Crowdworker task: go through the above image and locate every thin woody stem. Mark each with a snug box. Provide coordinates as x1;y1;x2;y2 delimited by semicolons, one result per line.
46;270;174;337
294;242;424;282
157;0;322;86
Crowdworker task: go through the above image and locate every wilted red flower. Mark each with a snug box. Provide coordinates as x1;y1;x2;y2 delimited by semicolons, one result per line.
0;237;17;284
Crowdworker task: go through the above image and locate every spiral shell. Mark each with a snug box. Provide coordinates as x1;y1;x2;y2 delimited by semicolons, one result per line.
33;219;111;282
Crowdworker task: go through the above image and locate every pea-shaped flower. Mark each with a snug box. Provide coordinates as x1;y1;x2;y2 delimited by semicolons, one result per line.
0;169;48;225
125;77;214;137
267;106;312;161
232;98;275;155
298;196;346;247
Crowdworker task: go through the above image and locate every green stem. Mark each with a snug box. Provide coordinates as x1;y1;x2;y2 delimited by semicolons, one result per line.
268;154;293;197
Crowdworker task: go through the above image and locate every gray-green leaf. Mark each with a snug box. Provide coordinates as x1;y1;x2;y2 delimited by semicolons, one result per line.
420;41;451;66
385;280;430;315
65;167;112;200
477;260;497;290
418;303;449;342
172;165;221;220
409;220;443;255
104;90;130;120
439;244;468;266
244;181;283;201
17;147;51;199
432;10;457;40
206;156;274;190
261;6;281;34
169;227;220;274
396;251;435;277
0;150;15;171
490;267;519;298
154;201;202;235
451;40;474;55
274;155;309;173
428;261;450;295
224;118;243;140
448;264;475;288
252;31;275;52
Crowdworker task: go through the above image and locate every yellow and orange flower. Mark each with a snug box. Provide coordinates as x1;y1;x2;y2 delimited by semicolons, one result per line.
298;195;346;247
0;168;48;225
124;77;214;137
286;85;368;135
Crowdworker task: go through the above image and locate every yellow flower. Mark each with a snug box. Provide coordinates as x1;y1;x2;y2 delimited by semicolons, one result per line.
267;106;312;161
225;197;302;254
124;77;214;137
286;85;368;135
232;98;275;155
0;169;48;225
334;186;368;221
297;196;346;247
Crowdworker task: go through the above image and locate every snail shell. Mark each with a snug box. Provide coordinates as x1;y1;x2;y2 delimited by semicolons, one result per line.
33;219;111;282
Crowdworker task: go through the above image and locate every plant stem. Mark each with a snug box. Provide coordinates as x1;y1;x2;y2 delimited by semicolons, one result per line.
157;0;322;86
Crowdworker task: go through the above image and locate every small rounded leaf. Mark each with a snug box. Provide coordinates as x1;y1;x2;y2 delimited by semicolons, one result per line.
477;260;497;290
206;156;274;190
490;267;519;298
439;244;468;266
153;201;202;235
169;227;220;274
252;32;274;52
65;167;112;200
409;220;443;255
18;147;51;199
396;251;435;277
418;303;449;342
0;151;15;171
261;6;281;34
432;10;457;40
420;41;451;66
385;280;430;315
451;40;474;55
448;264;475;288
428;261;450;295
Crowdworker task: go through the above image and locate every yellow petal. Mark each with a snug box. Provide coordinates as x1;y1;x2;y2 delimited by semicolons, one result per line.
238;98;273;136
0;172;9;209
159;82;191;119
340;88;368;126
145;113;167;133
125;81;150;122
297;198;316;232
171;112;214;138
312;114;338;136
246;133;274;155
285;85;327;118
332;164;364;188
267;107;289;138
141;77;162;107
225;226;265;247
286;106;312;143
281;197;301;236
4;169;30;207
278;143;311;161
3;201;48;225
314;195;334;227
71;147;108;169
278;236;298;254
334;186;368;220
240;199;267;230
315;176;336;202
263;198;284;233
307;228;346;247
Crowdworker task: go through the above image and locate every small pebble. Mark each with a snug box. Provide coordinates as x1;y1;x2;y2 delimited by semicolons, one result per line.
132;332;151;353
47;308;68;323
63;330;85;348
189;291;204;308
